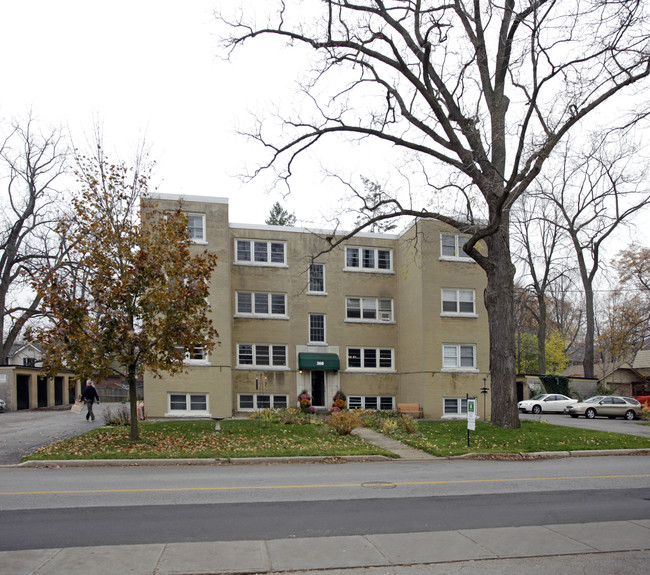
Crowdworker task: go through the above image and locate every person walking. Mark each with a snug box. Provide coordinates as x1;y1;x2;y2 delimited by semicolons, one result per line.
81;379;100;421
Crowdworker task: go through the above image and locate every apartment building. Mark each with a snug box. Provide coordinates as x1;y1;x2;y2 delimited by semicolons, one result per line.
143;194;491;420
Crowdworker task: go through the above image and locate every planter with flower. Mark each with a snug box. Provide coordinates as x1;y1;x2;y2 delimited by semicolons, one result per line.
330;390;347;413
298;391;313;413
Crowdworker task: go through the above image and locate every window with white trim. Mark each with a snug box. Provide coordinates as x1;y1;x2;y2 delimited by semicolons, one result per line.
237;344;288;367
169;393;208;414
441;289;476;316
184;346;209;365
238;394;288;411
236;292;287;317
188;214;206;243
345;247;392;271
346;297;393;322
444;397;468;415
308;263;325;293
440;234;472;260
309;314;326;343
442;344;476;369
348;396;394;410
235;239;286;265
347;348;394;370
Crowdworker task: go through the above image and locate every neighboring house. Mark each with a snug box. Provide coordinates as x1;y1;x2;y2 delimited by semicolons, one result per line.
3;342;44;368
1;344;81;412
632;348;650;395
560;361;648;398
142;194;491;420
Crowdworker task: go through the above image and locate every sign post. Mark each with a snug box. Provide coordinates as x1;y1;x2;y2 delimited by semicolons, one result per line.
467;397;476;446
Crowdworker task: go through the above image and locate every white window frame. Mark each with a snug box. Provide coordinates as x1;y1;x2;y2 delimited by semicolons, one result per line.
347;396;395;411
346;347;394;371
236;344;288;369
441;289;477;317
443;397;468;416
308;263;326;294
188;213;206;244
309;314;326;344
345;297;394;322
184;346;210;366
236;292;288;318
442;344;477;371
167;393;209;416
440;233;473;261
235;239;287;266
237;393;289;411
344;246;393;272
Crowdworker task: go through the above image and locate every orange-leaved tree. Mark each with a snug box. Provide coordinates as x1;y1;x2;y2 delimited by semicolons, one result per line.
29;151;218;440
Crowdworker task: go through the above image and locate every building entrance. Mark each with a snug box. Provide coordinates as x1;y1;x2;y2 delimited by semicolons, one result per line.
310;371;326;408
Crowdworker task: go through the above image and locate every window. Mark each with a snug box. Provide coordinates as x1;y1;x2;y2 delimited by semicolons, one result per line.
235;239;286;265
188;214;206;243
169;393;209;414
185;346;209;365
441;289;476;316
440;234;472;260
23;357;37;367
308;263;325;293
444;397;468;415
309;314;326;343
238;394;288;411
347;348;394;370
348;396;394;411
236;292;287;317
442;344;476;370
237;344;287;367
345;247;392;271
346;297;393;322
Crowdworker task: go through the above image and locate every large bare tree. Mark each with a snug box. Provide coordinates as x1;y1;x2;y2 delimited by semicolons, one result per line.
0;117;67;365
219;1;650;427
537;136;650;379
512;196;567;375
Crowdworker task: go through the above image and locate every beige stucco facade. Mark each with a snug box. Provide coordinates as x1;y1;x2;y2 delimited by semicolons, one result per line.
143;194;490;420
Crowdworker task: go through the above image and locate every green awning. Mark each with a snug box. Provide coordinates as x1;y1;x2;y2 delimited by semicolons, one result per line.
298;353;340;370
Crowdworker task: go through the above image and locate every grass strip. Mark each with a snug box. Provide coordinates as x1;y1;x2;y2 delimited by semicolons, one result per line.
23;419;393;461
382;420;650;457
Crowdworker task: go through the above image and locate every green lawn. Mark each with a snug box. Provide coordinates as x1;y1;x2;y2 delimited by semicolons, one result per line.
380;419;650;457
23;416;650;461
24;419;393;461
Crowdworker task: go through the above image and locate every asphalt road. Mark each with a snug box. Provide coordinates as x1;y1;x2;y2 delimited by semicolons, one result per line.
0;407;107;464
1;487;648;551
1;455;649;551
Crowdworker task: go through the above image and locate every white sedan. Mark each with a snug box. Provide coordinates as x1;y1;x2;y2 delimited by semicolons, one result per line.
518;394;578;414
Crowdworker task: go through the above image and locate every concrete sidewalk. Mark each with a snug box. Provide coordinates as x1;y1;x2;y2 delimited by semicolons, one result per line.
2;520;648;575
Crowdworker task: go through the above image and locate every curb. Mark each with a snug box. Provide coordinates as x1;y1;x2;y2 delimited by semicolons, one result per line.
8;448;650;468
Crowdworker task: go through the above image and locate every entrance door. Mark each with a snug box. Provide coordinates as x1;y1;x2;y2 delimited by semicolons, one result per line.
311;371;326;408
17;375;30;410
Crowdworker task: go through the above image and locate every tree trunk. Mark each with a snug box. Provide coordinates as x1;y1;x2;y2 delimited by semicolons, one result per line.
537;297;547;375
583;284;595;379
127;363;140;441
483;224;520;428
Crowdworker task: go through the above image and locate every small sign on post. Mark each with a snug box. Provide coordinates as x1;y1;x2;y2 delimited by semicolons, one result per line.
467;397;476;446
467;398;476;430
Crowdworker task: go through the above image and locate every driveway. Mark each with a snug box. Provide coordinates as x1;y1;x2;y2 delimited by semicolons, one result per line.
0;407;105;465
519;412;650;438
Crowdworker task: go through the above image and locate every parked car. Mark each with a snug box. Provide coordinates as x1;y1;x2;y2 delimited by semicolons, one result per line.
518;394;578;414
0;398;6;412
564;395;642;420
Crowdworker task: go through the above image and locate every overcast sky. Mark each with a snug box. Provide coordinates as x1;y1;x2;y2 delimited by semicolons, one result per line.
0;0;330;226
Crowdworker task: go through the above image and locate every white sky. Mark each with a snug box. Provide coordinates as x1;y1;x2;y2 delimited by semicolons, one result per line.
0;0;332;226
1;1;647;248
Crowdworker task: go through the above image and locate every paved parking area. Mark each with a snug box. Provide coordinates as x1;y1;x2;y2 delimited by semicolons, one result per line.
0;407;105;464
519;412;650;438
